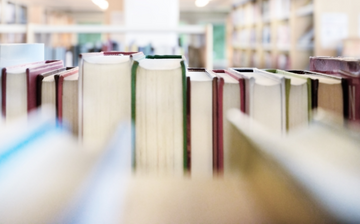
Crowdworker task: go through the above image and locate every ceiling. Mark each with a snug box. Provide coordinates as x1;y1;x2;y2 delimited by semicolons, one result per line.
17;0;232;12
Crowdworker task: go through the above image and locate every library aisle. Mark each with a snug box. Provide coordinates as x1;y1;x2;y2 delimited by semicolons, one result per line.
0;0;360;223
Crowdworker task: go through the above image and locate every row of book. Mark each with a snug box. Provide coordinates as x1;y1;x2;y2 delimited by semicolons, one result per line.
1;88;359;223
2;51;360;175
1;48;360;222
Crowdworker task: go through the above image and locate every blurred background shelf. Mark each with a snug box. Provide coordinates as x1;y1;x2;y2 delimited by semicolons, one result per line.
228;0;360;69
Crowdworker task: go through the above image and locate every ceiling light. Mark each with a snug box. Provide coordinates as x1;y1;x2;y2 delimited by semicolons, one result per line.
195;0;210;7
92;0;109;10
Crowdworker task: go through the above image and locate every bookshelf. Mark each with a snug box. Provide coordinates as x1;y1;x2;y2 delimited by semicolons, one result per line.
230;0;311;69
229;0;360;69
0;23;214;69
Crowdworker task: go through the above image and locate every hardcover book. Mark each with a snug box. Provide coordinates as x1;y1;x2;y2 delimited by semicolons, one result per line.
309;56;360;123
287;70;345;123
79;51;144;150
211;69;245;174
131;55;187;174
266;69;312;130
187;68;216;177
55;67;79;135
227;108;360;223
1;60;63;122
229;68;288;134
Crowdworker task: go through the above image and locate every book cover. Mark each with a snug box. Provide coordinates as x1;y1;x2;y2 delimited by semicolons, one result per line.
310;56;360;74
54;67;78;123
211;69;246;173
2;60;63;119
229;68;288;133
309;57;360;122
286;70;319;110
36;67;66;107
187;68;216;176
26;60;64;112
131;55;187;172
266;69;312;123
79;51;144;150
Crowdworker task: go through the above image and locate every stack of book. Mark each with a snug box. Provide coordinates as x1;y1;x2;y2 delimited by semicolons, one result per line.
1;46;360;223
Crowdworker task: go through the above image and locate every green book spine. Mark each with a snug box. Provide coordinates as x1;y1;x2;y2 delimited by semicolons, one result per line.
285;78;291;131
276;69;313;121
181;60;188;171
266;69;313;126
131;61;139;170
130;58;188;171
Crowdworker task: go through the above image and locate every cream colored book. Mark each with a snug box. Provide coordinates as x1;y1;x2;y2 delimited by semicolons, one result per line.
288;70;344;124
227;108;360;223
55;67;79;136
229;68;288;134
79;52;144;151
266;69;311;130
131;55;187;174
0;109;94;224
187;68;215;177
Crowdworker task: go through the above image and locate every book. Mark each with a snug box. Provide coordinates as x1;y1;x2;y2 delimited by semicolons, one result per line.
57;123;132;224
0;44;44;117
287;70;345;123
187;68;216;177
1;60;63;122
229;68;288;134
131;55;187;174
79;51;144;150
55;67;79;136
36;67;67;109
227;108;360;223
0;108;94;223
212;69;245;174
309;56;360;74
309;56;360;123
266;69;312;130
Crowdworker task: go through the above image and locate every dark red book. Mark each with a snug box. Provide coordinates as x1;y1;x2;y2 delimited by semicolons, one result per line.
27;60;63;112
211;69;246;174
54;67;79;135
36;67;66;108
310;57;360;123
310;56;360;74
2;60;63;121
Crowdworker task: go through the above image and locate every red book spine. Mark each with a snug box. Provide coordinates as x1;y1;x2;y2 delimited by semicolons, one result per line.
1;68;6;117
26;60;63;112
55;67;78;123
225;70;246;113
217;77;225;173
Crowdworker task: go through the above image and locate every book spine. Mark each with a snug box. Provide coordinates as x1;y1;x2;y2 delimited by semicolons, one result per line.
1;69;6;117
285;79;291;131
347;78;360;122
181;61;188;171
130;61;139;170
186;76;191;171
36;75;44;107
217;77;225;173
54;75;61;122
212;77;218;173
342;79;350;120
311;79;319;110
